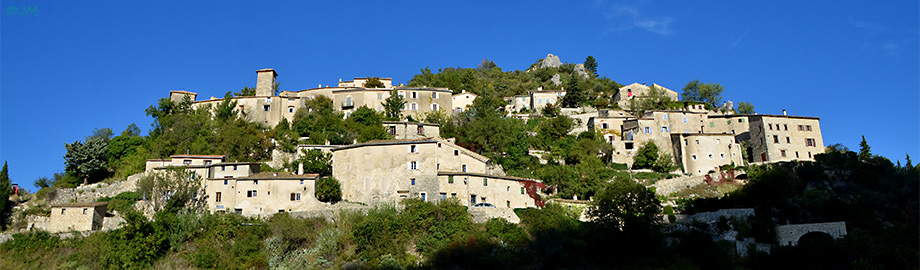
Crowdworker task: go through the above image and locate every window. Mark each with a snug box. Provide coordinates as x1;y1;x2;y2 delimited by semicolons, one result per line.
798;125;804;131
263;105;270;111
432;92;438;99
710;122;715;128
454;150;459;156
254;180;259;185
662;114;668;120
521;187;525;194
805;138;816;147
684;139;688;146
661;126;669;132
780;150;787;157
410;103;418;110
727;120;731;125
795;152;800;158
483;178;488;186
222;165;226;171
507;186;510;192
602;123;609;129
300;180;304;185
773;135;779;143
507;201;511;208
716;139;721;144
769;124;773;130
233;165;238;170
806;125;812;131
448;175;454;184
409;145;418;153
644;127;650;134
431;104;439;111
451;193;457;197
411;92;418;98
739;118;744;123
61;209;65;214
205;160;212;165
420;192;427;201
417;125;424;135
683;117;687;123
462;164;467;172
378;93;383;99
183;160;192;165
266;97;272;103
408;161;418;170
345;97;353;106
784;124;788;131
440;193;447;201
695;140;700;144
216;192;222;202
708;154;713;159
398;91;405;98
83;208;88;214
389;126;396;135
247;190;257;197
223;180;228;185
288;106;295;113
411;178;416;185
720;153;725;159
692;155;697;160
786;137;791;143
808;152;812;158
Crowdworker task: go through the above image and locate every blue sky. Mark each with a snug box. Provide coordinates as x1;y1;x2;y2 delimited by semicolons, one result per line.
2;0;918;189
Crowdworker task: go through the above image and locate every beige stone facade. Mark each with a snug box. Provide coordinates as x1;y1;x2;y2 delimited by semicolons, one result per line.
383;121;441;140
614;83;679;107
338;77;393;88
330;138;537;206
205;172;321;215
48;202;107;233
618;110;710;166
530;90;566;112
146;155;260;187
748;115;824;163
452;91;477;112
670;133;744;175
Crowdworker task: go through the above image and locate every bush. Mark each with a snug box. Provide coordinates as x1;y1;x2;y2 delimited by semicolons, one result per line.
98;191;141;213
485;218;528;245
315;176;341;203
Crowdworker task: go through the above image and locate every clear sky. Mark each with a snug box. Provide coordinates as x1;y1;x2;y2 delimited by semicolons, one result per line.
2;0;918;189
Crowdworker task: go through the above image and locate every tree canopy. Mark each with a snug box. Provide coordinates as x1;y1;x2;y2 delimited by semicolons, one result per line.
681;80;725;108
364;77;385;88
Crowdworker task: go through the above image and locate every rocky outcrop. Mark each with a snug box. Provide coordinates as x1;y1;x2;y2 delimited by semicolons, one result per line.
46;173;143;206
540;54;562;69
574;63;590;79
551;74;562;86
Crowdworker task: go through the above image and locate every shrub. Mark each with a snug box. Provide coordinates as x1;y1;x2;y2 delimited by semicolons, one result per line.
315;176;341;203
98;191;140;213
485;218;528;245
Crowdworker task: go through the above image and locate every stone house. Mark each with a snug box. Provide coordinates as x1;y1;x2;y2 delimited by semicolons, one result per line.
330;138;540;207
48;202;108;233
452;90;477;112
145;155;261;187
530;90;566;112
670;133;744;175
205;172;320;215
383;121;441;140
748;114;824;163
614;83;679;107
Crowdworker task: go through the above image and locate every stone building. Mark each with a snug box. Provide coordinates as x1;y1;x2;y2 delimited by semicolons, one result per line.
205;172;321;215
383;121;441;140
452;90;477;112
619;110;710;166
330;138;541;207
670;133;744;175
145;155;261;187
48;202;108;233
748;114;824;163
174;69;454;127
530;90;566;112
613;83;679;107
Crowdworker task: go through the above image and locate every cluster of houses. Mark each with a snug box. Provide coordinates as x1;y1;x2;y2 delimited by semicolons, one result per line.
48;67;825;232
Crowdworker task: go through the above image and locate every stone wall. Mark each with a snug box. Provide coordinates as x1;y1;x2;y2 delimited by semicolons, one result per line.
677;208;754;224
775;221;847;246
46;173;143;206
468;207;521;224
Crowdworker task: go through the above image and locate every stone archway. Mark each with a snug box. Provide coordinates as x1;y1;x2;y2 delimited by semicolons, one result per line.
775;221;847;246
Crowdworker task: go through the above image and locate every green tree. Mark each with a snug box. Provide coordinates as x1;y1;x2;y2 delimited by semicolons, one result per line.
633;141;660;169
588;178;662;232
736;101;755;114
561;76;587;108
64;136;110;185
289;149;332;176
315;176;341;203
584;56;598;77
682;80;725;108
215;91;239;122
383;89;406;120
234;86;256;97
34;176;53;189
858;135;871;161
271;118;298;153
0;162;11;229
364;77;385;88
652;152;678;173
135;167;202;213
628;85;672;117
826;143;850;154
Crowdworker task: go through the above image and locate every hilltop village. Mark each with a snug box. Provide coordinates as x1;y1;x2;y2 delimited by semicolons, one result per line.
9;55;914;270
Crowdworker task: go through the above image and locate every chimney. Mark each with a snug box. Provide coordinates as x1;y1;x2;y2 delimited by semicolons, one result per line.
782;109;787;116
256;68;278;96
298;162;303;175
